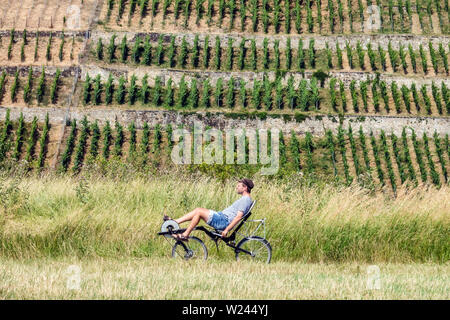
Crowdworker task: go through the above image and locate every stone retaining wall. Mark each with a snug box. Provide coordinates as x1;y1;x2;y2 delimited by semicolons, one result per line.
80;64;450;89
0;65;77;77
1;106;448;138
90;30;450;51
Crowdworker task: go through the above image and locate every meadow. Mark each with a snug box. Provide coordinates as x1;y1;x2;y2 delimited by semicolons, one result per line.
0;169;448;298
0;170;448;262
1;257;448;299
1;0;449;300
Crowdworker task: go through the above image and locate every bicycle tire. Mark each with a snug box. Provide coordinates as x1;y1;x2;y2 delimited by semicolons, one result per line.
171;236;208;261
235;236;272;264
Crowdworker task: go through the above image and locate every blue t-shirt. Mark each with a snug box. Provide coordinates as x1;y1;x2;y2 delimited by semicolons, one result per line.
221;195;253;223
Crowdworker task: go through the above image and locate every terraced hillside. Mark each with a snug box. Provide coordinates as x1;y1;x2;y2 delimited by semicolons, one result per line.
0;0;449;192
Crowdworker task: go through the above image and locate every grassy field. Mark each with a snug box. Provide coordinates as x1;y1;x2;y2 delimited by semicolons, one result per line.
0;171;448;299
0;257;448;299
0;171;448;262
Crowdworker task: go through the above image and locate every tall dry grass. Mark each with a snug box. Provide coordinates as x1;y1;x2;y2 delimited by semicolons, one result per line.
0;171;448;262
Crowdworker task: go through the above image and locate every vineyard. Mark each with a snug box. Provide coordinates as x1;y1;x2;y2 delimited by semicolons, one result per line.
97;0;450;35
0;0;448;192
0;31;84;66
1;2;450;300
0;0;97;31
89;33;450;77
1;108;448;194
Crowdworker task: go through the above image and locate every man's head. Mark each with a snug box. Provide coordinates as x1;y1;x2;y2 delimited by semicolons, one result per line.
237;178;254;194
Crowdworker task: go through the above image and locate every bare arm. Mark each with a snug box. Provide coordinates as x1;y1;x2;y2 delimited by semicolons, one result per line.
222;211;244;237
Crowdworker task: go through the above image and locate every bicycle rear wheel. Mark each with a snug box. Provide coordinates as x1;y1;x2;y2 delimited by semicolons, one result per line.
171;236;208;261
235;236;272;264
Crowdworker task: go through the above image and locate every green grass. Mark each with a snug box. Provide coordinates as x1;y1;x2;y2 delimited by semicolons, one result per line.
0;171;448;263
0;257;448;299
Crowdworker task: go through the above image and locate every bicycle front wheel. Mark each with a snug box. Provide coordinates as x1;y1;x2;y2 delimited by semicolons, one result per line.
171;236;208;261
235;237;272;264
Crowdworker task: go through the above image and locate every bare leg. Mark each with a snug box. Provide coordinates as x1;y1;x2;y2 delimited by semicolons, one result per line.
175;208;210;224
175;208;210;238
175;208;200;224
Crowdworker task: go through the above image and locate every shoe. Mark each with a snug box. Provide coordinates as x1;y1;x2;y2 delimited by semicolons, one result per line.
163;214;172;221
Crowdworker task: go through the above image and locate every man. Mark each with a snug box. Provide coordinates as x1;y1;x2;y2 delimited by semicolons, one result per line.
164;178;254;241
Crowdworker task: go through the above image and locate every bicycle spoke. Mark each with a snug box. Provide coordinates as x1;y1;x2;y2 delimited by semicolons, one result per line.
171;236;208;261
236;238;271;263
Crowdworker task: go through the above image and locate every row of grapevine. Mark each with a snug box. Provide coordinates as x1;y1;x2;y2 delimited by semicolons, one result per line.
56;119;174;171
94;35;450;74
2;29;77;62
331;78;450;115
82;72;450;115
334;40;450;75
0;110;51;168
0;68;63;105
102;0;446;35
0;109;12;162
1;111;448;190
96;35;323;71
416;0;450;34
1;69;447;116
60;119;77;172
324;125;450;191
82;73;323;111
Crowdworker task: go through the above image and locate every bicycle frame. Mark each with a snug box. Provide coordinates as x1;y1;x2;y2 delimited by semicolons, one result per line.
192;206;266;256
158;200;266;258
193;226;253;255
158;226;253;256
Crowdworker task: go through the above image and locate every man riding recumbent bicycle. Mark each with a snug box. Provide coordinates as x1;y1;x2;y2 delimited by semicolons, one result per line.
158;179;272;264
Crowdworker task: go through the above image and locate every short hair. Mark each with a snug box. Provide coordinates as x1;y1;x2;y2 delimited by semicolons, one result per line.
238;178;254;193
